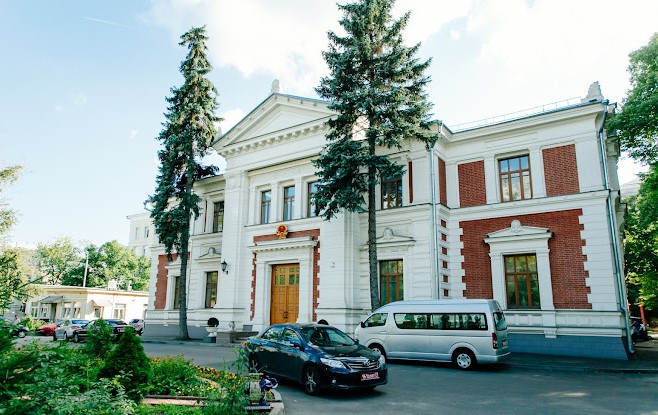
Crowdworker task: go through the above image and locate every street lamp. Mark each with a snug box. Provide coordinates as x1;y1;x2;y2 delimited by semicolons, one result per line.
220;260;228;274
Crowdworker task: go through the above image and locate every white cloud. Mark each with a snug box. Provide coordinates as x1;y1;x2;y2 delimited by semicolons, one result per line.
73;93;88;106
218;108;246;134
130;129;139;139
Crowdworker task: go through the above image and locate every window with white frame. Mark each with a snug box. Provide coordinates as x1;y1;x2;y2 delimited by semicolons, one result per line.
283;186;295;221
113;304;126;320
144;227;150;238
63;302;73;318
30;304;39;318
499;155;532;202
308;181;319;217
260;190;272;224
484;220;554;312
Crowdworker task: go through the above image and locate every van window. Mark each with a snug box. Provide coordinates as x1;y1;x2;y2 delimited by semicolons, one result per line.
429;313;488;330
493;311;507;331
363;313;388;327
394;313;428;329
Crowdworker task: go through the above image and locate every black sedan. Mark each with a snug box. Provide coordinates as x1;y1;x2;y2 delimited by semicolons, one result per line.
244;323;387;395
71;319;131;343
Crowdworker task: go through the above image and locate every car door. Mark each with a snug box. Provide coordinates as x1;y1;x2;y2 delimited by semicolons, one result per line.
274;327;307;382
255;326;283;374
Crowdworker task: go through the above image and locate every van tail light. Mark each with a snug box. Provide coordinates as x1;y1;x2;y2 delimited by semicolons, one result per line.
492;332;498;350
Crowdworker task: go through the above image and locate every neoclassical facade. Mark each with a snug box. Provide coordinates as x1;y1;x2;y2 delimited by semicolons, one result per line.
143;82;632;359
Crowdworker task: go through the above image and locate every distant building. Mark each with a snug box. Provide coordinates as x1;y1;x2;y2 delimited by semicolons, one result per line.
127;212;155;257
620;177;641;198
18;283;148;323
132;82;633;359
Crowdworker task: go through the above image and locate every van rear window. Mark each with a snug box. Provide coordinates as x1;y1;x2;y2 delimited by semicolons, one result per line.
393;313;488;330
493;311;507;331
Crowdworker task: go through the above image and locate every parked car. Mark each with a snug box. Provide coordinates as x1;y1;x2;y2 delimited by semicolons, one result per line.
0;319;29;338
129;318;144;335
53;319;90;341
244;323;387;395
38;320;64;336
71;319;131;343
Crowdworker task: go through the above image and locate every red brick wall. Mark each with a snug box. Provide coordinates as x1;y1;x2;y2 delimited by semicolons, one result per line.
543;144;580;196
438;157;447;206
460;209;591;309
458;160;486;207
154;253;182;310
252;229;321;320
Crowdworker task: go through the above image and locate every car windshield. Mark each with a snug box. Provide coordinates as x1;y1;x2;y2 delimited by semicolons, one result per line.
299;326;356;347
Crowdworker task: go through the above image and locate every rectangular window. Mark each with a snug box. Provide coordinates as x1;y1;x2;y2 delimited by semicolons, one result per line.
205;271;219;308
260;190;271;224
283;186;295;221
72;302;81;318
94;307;102;318
499;155;532;202
144;227;150;238
173;276;181;309
381;176;403;209
212;201;225;233
505;254;540;309
307;182;319;217
379;260;403;305
113;304;126;320
31;305;39;318
135;227;141;240
63;302;73;318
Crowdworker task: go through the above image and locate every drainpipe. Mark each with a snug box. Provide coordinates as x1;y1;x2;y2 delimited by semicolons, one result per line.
429;129;441;298
598;101;635;355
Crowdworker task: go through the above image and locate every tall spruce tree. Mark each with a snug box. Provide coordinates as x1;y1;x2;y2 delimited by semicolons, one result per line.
147;26;220;340
314;0;435;310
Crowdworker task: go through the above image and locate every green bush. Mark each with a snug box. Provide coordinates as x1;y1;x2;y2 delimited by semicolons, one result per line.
98;328;152;401
149;355;213;396
83;318;114;357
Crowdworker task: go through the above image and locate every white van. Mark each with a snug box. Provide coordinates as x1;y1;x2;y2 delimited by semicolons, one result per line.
354;299;510;370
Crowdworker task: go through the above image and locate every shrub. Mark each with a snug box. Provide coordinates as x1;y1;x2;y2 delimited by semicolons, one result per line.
83;319;114;357
135;404;202;414
150;355;214;396
98;328;152;401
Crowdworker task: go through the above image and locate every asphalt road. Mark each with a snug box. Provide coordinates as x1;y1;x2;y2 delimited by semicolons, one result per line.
140;343;658;415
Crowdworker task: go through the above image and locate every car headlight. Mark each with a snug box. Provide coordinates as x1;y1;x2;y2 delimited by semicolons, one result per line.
378;355;386;367
320;358;347;369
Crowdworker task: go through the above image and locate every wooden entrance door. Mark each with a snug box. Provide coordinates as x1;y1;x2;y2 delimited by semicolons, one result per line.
270;264;300;325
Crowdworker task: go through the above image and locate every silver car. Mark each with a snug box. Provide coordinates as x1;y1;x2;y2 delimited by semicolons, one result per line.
53;319;89;341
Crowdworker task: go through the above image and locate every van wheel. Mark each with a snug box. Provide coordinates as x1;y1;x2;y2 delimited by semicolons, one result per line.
369;344;386;359
452;349;477;370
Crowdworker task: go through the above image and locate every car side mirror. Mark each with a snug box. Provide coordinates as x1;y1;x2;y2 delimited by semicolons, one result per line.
360;321;365;328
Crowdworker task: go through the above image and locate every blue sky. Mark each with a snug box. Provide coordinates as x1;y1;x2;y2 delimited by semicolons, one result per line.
1;0;656;247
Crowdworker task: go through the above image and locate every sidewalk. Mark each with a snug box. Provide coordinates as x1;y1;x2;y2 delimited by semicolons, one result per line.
141;333;658;374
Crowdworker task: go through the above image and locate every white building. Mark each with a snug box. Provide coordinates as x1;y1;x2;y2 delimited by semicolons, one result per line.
23;284;148;323
127;212;155;257
140;82;632;359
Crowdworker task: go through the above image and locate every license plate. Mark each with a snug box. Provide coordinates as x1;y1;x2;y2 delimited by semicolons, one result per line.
361;372;379;381
117;328;125;333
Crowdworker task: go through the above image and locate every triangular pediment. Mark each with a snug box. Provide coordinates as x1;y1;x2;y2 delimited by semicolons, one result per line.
485;220;552;242
217;93;333;151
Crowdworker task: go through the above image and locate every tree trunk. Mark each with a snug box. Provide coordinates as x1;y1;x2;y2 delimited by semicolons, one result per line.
178;233;190;340
368;137;380;311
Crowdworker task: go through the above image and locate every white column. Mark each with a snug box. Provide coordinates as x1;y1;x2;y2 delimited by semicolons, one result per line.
484;156;497;204
529;147;546;198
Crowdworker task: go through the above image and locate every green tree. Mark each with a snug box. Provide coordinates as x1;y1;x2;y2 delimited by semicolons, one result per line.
624;165;658;310
0;165;22;236
0;165;35;312
98;328;152;402
313;0;435;310
35;237;80;285
606;33;658;164
63;241;150;290
147;26;221;340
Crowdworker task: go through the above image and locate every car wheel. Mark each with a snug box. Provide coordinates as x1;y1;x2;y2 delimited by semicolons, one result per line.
303;365;321;395
64;332;69;341
73;333;80;343
452;348;477;371
369;344;386;360
52;333;57;341
17;330;26;338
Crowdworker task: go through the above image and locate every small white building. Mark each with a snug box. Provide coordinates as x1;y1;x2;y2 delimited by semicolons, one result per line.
137;82;632;359
23;284;148;323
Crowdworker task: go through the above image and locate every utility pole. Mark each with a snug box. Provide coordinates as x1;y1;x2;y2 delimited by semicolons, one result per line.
83;251;89;287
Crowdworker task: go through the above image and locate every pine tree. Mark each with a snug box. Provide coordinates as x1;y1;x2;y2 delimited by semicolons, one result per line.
313;0;435;310
147;26;221;340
